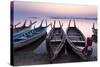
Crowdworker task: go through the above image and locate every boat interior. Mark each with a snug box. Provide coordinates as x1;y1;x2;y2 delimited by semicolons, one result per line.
50;28;63;51
67;27;85;49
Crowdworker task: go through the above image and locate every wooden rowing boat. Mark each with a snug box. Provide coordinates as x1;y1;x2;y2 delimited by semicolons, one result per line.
13;20;37;36
46;20;66;63
66;19;92;60
13;19;50;49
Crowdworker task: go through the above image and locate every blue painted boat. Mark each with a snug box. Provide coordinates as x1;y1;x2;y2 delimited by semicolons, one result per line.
13;19;50;49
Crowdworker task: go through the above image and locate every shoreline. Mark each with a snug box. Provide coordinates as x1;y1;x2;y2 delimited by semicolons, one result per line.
14;40;97;66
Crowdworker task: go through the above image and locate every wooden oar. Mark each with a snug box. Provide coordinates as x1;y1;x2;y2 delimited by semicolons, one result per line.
73;19;76;27
14;22;21;28
29;20;37;27
53;20;56;28
68;19;71;27
59;20;63;28
46;23;52;28
50;22;53;29
22;20;27;27
92;23;95;29
40;19;44;27
45;19;48;27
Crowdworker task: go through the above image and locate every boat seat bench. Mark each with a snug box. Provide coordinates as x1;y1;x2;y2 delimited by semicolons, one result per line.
71;40;85;43
50;39;62;42
76;46;85;50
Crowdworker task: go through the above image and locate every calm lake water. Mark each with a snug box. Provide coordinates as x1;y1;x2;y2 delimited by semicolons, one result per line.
30;19;97;37
15;19;97;38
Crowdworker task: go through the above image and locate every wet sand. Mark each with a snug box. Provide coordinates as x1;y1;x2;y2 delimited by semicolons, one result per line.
13;39;97;66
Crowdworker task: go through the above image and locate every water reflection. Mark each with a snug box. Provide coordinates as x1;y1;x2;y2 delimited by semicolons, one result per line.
43;19;96;37
15;19;97;37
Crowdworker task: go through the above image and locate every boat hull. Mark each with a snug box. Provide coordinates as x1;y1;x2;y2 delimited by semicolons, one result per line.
13;29;47;49
13;27;30;36
66;27;90;60
46;27;66;62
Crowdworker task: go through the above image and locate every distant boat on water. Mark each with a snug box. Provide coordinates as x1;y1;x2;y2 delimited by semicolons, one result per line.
92;23;97;42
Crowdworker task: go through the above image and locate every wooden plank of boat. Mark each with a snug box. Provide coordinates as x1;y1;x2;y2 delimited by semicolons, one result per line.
13;19;51;49
46;20;66;63
66;19;91;60
13;20;37;36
